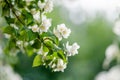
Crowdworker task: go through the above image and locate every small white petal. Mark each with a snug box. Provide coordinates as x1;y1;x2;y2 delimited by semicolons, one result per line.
53;59;67;72
113;20;120;36
53;28;62;40
44;0;54;13
31;25;39;32
33;11;40;22
66;42;80;56
38;1;45;10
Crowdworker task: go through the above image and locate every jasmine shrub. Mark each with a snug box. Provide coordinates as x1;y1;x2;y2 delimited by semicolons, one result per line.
0;0;80;72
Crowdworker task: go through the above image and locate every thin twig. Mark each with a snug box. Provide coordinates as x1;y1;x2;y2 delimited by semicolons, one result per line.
5;0;25;25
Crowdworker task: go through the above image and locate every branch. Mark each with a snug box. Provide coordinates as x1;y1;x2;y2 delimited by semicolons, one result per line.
4;0;25;25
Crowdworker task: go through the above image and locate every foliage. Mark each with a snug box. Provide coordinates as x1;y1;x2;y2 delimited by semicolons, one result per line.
0;0;80;72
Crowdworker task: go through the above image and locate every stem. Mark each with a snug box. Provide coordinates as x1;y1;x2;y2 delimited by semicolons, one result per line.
5;0;25;25
12;9;25;25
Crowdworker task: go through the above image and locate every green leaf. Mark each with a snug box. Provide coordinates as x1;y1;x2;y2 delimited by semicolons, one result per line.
26;45;34;56
5;38;16;51
27;30;37;41
52;36;59;45
22;9;33;25
32;55;42;67
2;4;10;17
41;0;45;3
43;45;49;52
57;50;66;62
16;0;25;8
32;39;41;49
44;39;54;48
3;26;15;35
5;17;15;24
18;30;28;41
41;32;59;45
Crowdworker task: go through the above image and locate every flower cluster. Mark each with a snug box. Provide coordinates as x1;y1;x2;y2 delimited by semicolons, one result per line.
95;17;120;80
103;19;120;69
0;0;80;72
53;24;71;40
0;64;22;80
113;20;120;36
103;44;120;68
95;66;120;80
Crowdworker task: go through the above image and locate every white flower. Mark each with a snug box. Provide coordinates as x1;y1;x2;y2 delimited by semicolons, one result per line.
37;46;47;55
66;42;80;56
53;23;71;40
25;7;30;12
57;24;71;38
29;40;34;45
38;1;45;10
24;42;29;47
44;0;53;13
30;8;37;15
51;63;56;68
95;66;120;80
53;59;67;72
48;57;56;68
33;11;40;22
37;46;48;62
16;41;23;46
40;17;51;33
25;0;32;3
10;24;19;30
107;66;120;80
113;20;120;36
105;44;119;60
95;71;108;80
53;28;62;40
25;0;32;5
4;34;11;39
0;46;3;55
0;65;22;80
31;25;39;32
103;44;119;68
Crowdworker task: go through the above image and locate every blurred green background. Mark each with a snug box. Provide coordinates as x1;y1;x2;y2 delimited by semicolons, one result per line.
0;6;115;80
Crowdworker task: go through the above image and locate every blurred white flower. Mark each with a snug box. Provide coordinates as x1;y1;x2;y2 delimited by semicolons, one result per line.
16;40;23;46
0;65;22;80
48;57;56;68
29;40;34;45
24;0;32;2
113;20;120;36
107;66;120;80
44;0;53;13
33;11;40;22
37;46;48;62
53;59;67;72
95;66;120;80
30;8;37;15
10;24;19;30
51;63;56;68
95;71;107;80
66;42;80;56
54;24;71;40
38;1;45;10
103;44;119;68
40;17;51;33
53;28;62;40
37;46;47;55
24;42;29;47
31;24;39;32
25;0;32;5
4;34;11;39
0;46;3;55
57;24;71;38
